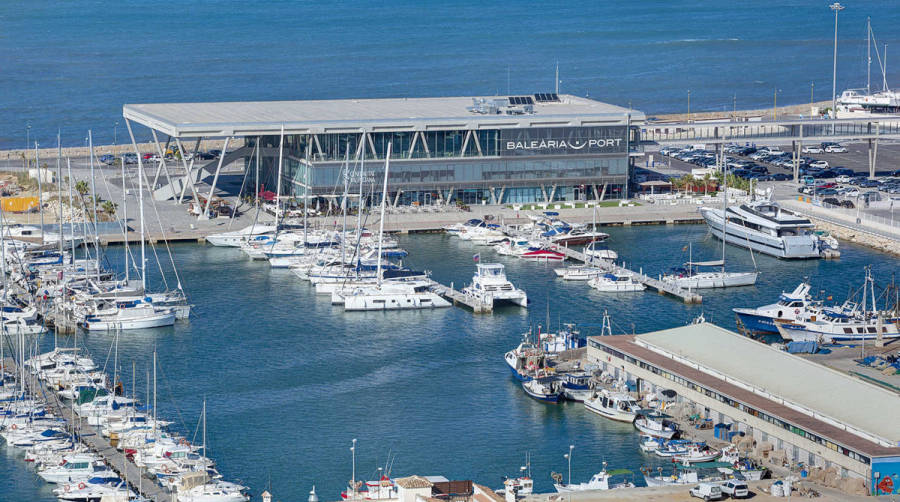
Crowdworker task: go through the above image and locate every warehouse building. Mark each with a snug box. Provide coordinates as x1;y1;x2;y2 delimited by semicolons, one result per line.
587;323;900;496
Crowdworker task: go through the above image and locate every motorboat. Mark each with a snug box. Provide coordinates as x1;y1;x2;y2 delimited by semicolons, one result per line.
521;378;560;403
206;224;277;247
583;240;618;262
583;389;642;422
549;228;610;247
519;248;565;261
588;273;645;292
462;263;527;308
700;200;834;259
672;444;721;463
638;435;663;453
733;282;816;335
661;260;758;289
633;413;678;439
553;463;635;492
54;480;133;502
553;266;602;281
560;372;593;402
337;280;451;311
175;472;249;502
504;339;545;382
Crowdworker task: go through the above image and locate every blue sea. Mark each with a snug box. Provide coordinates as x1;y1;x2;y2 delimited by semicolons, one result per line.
3;1;900;148
1;227;898;501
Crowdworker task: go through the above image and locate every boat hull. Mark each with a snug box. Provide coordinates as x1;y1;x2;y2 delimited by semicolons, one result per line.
701;207;823;259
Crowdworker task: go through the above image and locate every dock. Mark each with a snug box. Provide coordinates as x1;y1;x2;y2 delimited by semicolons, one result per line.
429;282;493;313
554;245;703;304
6;357;173;502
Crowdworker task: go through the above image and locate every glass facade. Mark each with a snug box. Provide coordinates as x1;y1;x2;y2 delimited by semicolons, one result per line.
247;124;637;205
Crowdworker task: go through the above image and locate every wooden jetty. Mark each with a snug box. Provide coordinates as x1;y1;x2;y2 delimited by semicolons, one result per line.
7;357;173;502
429;282;493;313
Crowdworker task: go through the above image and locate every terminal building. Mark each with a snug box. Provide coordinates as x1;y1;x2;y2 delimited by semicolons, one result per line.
122;94;644;207
587;323;900;496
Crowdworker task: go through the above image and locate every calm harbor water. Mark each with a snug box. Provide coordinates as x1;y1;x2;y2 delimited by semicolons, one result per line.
2;224;898;501
4;1;900;148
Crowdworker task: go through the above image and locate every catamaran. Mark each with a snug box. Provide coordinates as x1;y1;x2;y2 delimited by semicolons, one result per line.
463;263;528;307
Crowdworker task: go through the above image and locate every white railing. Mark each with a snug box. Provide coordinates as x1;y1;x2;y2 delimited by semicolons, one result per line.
815;200;900;230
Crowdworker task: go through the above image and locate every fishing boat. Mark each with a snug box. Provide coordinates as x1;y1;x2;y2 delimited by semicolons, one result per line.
633;412;678;439
521;378;560;403
583;389;642;422
733;282;816;335
503;339;545;382
559;372;593;402
672;444;721;463
588;273;645;292
699;199;834;259
553;463;635;492
463;263;527;307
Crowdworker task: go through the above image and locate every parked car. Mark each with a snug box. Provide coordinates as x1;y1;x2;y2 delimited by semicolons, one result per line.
841;199;856;208
99;154;116;165
123;153;138;164
802;145;824;153
859;180;880;188
842;187;860;197
832;167;854;176
815;188;838;196
809;160;829;169
194;151;216;160
835;175;851;183
771;173;791;181
825;144;848;153
801;175;816;186
690;483;724;501
822;197;841;206
720;480;749;499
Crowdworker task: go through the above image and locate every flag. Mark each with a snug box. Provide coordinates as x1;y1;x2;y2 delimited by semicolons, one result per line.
473;253;480;262
682;245;688;252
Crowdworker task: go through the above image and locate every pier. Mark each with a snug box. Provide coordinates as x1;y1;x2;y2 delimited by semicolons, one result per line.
429;282;493;313
6;357;172;502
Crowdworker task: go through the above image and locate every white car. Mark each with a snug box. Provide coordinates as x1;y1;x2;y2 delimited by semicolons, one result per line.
843;188;860;197
835;175;851;183
825;145;848;153
721;480;749;499
802;145;824;153
690;483;724;501
809;160;829;169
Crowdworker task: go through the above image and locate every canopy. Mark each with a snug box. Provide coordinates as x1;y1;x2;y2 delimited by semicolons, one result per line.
606;469;633;476
677;461;735;470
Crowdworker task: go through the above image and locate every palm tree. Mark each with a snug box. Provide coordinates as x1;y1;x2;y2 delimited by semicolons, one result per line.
75;180;89;198
101;200;118;218
702;172;712;196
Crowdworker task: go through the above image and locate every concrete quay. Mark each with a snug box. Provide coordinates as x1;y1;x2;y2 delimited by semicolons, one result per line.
778;199;900;256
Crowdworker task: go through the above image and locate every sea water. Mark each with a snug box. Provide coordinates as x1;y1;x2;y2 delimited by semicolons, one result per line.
3;0;900;148
1;225;897;501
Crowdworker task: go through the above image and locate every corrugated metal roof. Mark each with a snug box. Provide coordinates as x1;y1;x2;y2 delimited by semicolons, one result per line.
635;323;900;447
122;94;644;137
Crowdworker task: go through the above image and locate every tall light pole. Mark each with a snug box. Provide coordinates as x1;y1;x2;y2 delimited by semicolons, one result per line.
687;90;691;122
810;82;815;111
830;2;844;118
26;123;31;152
566;444;574;485
114;121;119;147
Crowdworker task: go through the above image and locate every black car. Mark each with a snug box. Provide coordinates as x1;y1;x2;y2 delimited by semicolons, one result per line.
822;197;841;206
194;151;216;160
815;188;838;196
840;200;855;208
771;173;791;181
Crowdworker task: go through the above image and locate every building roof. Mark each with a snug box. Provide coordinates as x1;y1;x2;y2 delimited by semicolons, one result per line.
631;323;900;448
592;332;900;457
395;475;435;489
122;94;644;138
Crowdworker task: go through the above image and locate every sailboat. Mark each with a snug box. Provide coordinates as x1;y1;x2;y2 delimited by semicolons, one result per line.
334;143;450;311
662;160;758;289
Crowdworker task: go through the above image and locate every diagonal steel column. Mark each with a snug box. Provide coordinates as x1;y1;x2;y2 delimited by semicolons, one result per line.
202;136;230;219
175;137;202;203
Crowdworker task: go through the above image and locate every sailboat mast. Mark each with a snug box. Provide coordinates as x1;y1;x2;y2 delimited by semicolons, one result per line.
303;142;310;246
57;132;64;258
35;143;44;245
721;149;728;272
868;17;872;95
66;158;76;264
121;154;129;284
202;398;207;459
152;350;157;437
88;131;101;283
341;148;350;269
137;148;146;292
275;125;285;230
375;143;392;287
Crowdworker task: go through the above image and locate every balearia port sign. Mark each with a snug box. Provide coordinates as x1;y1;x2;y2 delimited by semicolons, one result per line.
500;126;627;156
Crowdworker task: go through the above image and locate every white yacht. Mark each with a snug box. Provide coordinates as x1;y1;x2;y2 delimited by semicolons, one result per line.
81;302;176;331
662;260;758;289
206;224;277;247
462;263;527;307
584;389;642;422
588;273;645;292
700;200;832;259
335;280;451;311
553;266;603;281
583;240;618;261
733;282;816;335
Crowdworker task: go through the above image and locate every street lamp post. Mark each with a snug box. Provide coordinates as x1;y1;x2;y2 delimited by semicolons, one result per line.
26;124;31;152
114;121;119;147
810;82;815;111
687;90;691;122
350;438;357;497
566;445;574;485
830;3;845;119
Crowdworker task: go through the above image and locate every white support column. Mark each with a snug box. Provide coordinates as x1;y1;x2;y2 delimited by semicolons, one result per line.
592;184;600;201
472;131;483;156
149;130;175;192
489;187;497;205
175;137;202;203
202;136;230;219
407;131;419;159
540;184;548;202
366;133;377;158
870;122;880;179
420;131;430;157
497;186;506;204
548;184;557;203
392;190;402;207
312;134;324;161
599;183;608;200
460;130;472;156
